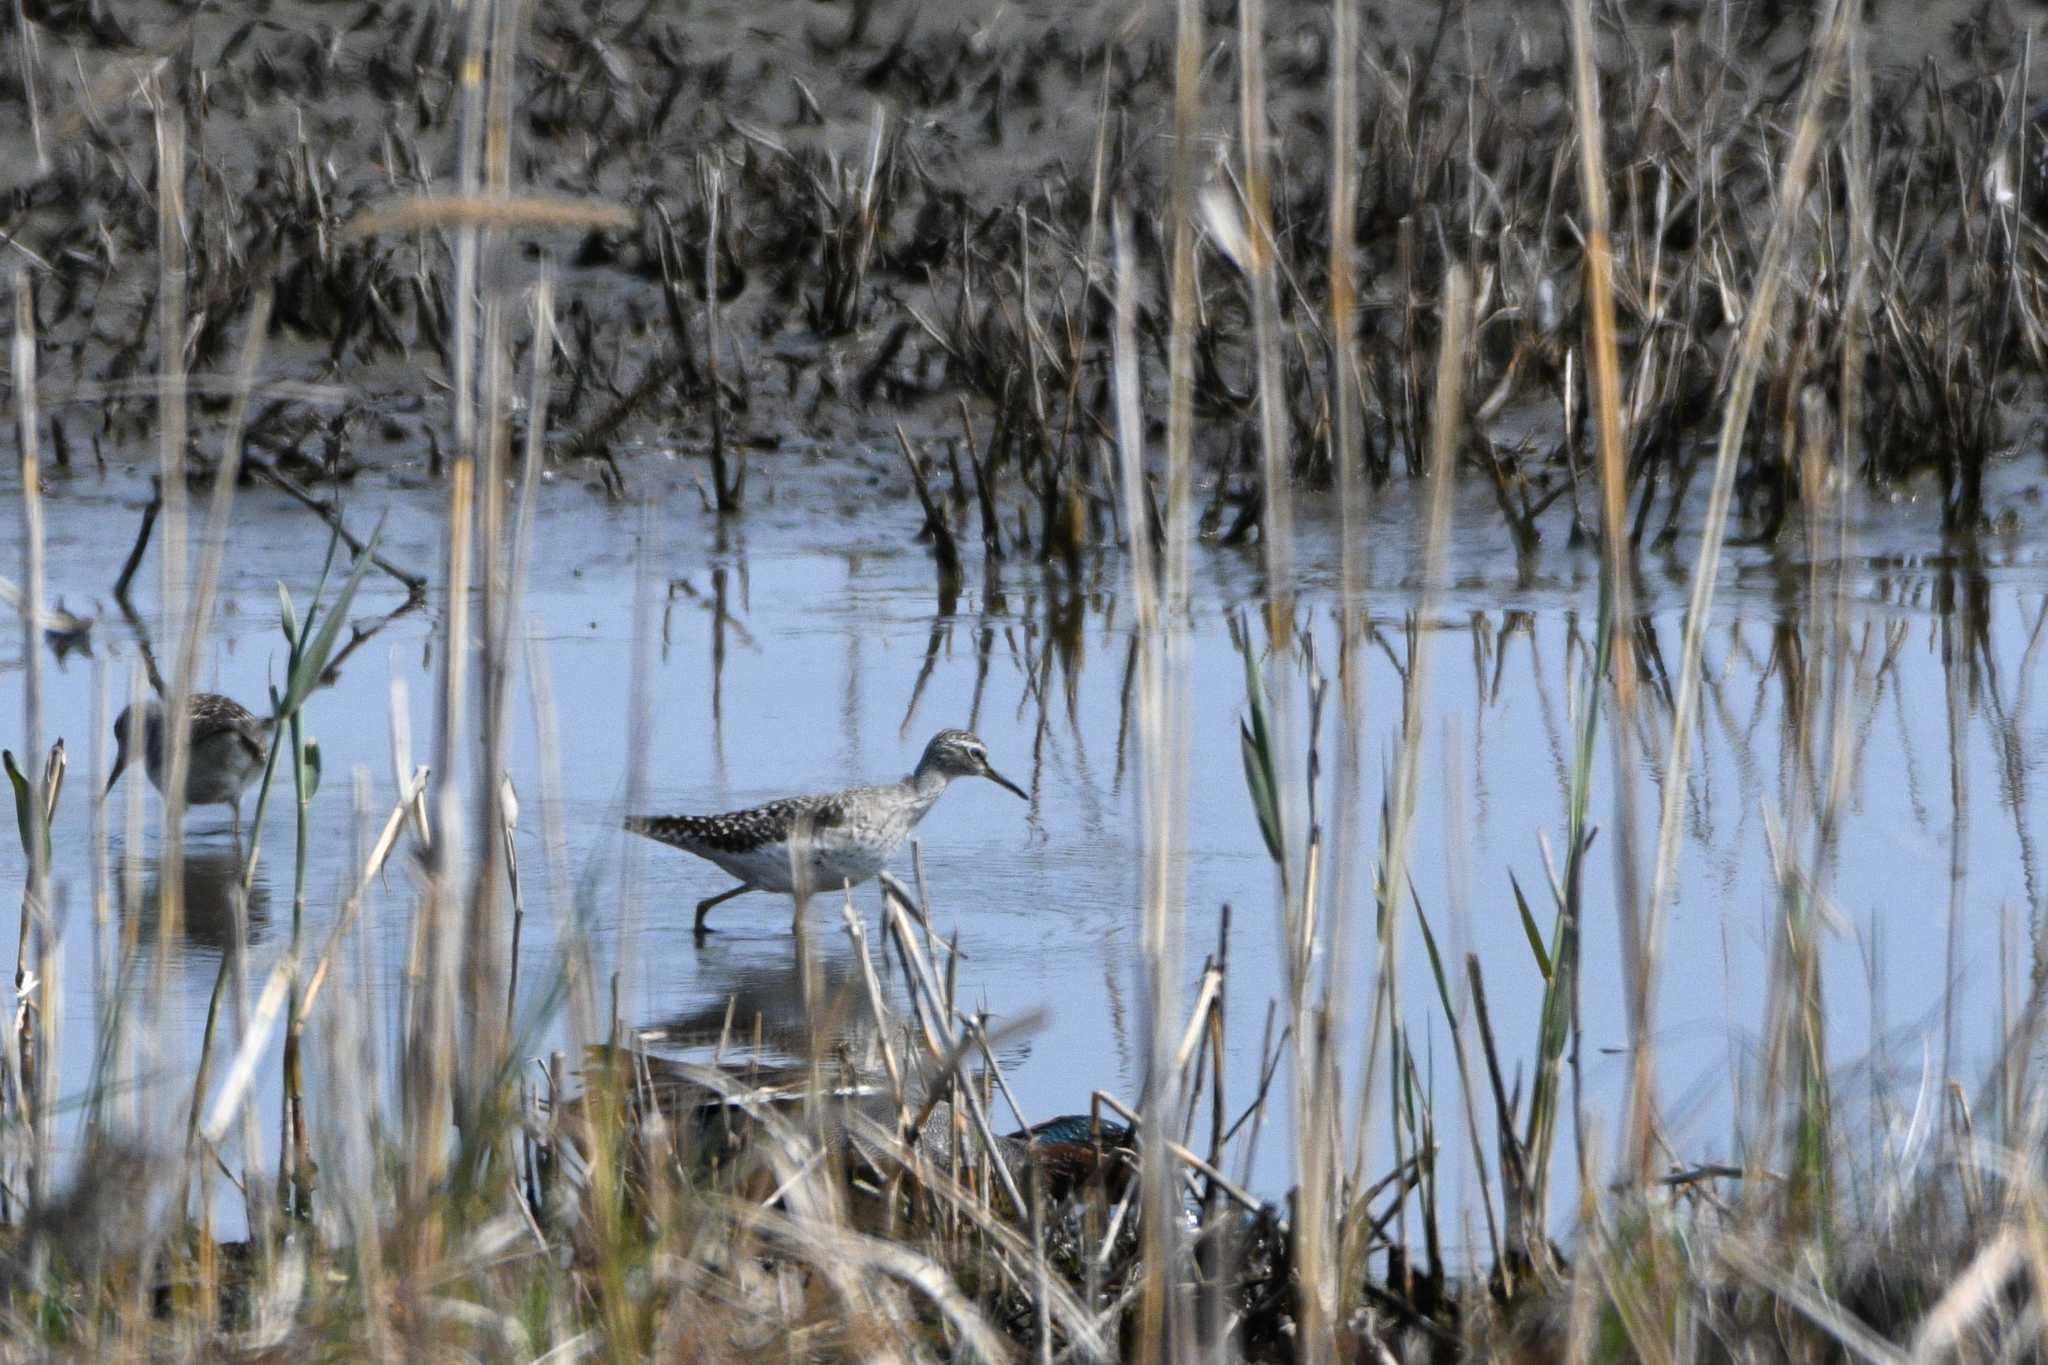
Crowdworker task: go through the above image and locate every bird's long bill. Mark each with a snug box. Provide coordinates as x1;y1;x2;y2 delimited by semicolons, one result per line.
102;750;127;801
984;764;1029;801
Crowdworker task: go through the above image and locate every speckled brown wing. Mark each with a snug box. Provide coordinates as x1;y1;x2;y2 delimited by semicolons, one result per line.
626;793;846;857
189;692;268;767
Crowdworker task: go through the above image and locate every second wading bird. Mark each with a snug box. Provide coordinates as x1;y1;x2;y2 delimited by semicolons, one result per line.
104;692;270;839
626;728;1028;934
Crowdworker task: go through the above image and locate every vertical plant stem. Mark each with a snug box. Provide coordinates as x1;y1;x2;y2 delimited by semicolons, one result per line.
1352;266;1468;1293
1231;0;1324;1342
12;0;45;176
1565;0;1651;1193
406;0;491;1272
1132;0;1203;1345
177;292;270;1224
1238;0;1294;632
704;156;742;511
281;694;313;1218
497;275;554;1060
12;268;50;1226
465;278;509;1154
461;0;528;1175
154;88;190;999
1323;0;1383;1325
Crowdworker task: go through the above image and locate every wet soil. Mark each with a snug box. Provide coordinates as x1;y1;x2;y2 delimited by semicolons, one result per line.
5;0;2048;532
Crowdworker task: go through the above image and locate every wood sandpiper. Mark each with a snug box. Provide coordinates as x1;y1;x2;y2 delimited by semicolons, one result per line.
626;728;1027;933
104;692;270;838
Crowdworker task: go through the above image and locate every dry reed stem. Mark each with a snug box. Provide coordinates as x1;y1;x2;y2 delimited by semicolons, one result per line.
458;0;533;1155
1641;0;1857;1218
86;657;113;1153
1716;1235;1904;1362
1236;0;1298;640
170;292;270;725
1350;267;1468;1294
9;374;348;410
1224;0;1325;1346
522;626;599;1050
471;282;511;1092
1565;0;1656;1197
1111;210;1152;640
295;767;430;1025
1130;0;1204;1349
398;0;494;1273
1320;5;1370;1340
1110;217;1192;1345
343;193;634;239
12;0;45;176
152;89;189;993
11;266;51;1223
173;289;271;1241
876;874;1032;1219
1905;1224;2022;1359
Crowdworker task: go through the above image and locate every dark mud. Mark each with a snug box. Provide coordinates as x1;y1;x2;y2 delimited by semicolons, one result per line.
5;0;2048;549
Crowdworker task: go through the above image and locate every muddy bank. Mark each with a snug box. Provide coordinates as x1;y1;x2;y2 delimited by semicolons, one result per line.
3;0;2047;558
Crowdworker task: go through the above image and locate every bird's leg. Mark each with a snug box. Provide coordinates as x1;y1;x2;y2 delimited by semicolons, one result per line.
231;800;244;846
694;884;750;933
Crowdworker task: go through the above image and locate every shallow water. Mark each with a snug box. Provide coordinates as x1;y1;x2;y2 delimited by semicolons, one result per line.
3;452;2047;1241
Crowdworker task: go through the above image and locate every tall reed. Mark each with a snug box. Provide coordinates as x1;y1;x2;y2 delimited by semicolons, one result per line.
1564;0;1653;1201
10;266;53;1233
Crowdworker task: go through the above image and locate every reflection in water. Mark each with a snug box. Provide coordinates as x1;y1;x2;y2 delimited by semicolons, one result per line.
641;933;872;1064
120;845;271;955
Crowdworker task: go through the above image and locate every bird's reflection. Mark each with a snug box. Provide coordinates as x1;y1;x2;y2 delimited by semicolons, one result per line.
119;846;271;956
642;935;874;1065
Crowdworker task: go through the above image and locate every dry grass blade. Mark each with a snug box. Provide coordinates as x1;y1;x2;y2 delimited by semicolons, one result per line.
199;954;296;1146
733;1194;1011;1362
344;193;635;239
1717;1237;1904;1364
1905;1225;2023;1360
296;767;431;1025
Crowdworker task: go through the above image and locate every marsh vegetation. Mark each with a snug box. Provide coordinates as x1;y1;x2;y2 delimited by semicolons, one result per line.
3;0;2048;1359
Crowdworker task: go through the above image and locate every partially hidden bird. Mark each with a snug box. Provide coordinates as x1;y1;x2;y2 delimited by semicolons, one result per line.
104;692;270;838
625;728;1028;933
